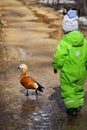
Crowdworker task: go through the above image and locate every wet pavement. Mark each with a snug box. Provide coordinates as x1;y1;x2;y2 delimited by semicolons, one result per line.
0;0;87;130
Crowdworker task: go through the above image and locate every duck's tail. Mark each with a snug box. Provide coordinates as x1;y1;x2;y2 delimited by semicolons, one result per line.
35;81;44;92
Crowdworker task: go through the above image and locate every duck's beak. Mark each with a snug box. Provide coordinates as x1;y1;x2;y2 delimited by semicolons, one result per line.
16;66;21;69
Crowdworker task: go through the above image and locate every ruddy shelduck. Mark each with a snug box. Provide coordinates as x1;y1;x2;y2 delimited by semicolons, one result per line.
17;64;44;96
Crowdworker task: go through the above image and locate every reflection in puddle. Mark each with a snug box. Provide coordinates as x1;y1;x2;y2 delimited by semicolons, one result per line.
0;45;20;60
19;47;27;59
0;46;28;61
29;108;51;130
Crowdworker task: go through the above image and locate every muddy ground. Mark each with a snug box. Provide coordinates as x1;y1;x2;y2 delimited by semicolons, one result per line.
0;0;87;130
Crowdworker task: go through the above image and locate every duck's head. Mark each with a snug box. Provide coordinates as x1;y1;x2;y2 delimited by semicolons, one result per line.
17;64;28;72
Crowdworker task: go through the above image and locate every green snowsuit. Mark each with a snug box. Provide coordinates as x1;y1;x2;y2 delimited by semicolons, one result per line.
53;30;87;109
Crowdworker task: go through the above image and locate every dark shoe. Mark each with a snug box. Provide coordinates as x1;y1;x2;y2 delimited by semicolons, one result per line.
67;108;78;116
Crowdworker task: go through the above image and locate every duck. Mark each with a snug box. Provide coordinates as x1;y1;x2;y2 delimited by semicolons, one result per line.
17;64;44;96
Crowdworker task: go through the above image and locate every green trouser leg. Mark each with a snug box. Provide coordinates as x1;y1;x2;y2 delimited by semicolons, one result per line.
60;70;86;109
61;82;84;109
75;84;85;107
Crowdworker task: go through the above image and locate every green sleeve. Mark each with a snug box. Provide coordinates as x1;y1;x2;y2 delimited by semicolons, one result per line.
52;40;68;70
84;39;87;70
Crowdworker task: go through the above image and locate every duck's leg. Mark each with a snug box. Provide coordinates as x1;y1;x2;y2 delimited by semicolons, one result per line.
35;90;38;95
26;89;28;96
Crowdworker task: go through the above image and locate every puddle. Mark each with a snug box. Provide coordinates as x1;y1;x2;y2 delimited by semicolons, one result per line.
0;45;32;61
0;45;20;60
19;47;27;59
0;0;87;130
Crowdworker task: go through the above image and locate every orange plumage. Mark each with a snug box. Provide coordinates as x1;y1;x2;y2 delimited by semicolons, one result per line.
18;64;44;96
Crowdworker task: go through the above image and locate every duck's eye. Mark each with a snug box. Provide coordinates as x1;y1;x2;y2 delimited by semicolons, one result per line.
20;64;23;68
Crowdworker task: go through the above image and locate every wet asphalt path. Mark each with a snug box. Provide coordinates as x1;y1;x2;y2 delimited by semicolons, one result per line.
0;0;87;130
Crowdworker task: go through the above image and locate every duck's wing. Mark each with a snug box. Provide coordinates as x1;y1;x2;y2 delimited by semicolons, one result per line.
20;76;36;89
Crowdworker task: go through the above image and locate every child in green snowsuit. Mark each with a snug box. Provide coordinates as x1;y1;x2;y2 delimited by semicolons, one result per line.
52;10;87;116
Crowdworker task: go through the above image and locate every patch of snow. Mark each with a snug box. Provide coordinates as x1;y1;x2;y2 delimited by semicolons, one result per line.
39;0;76;4
58;8;67;14
78;17;87;25
59;0;76;4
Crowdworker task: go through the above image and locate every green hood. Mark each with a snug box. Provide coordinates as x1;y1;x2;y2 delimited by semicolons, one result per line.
63;31;84;47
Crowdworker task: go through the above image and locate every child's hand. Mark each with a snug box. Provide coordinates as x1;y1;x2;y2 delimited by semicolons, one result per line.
54;69;57;73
